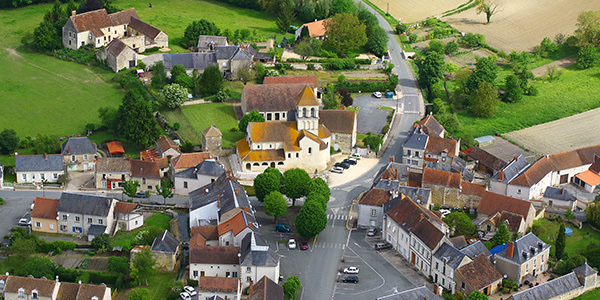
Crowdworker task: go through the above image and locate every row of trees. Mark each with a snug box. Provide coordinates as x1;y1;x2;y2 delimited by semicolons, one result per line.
255;167;330;237
0;128;62;155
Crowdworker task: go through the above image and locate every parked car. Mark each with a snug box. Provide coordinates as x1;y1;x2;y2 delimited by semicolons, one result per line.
373;91;382;98
344;267;360;274
342;275;359;283
335;162;351;169
300;242;309;250
18;219;31;226
331;167;344;174
276;224;291;232
288;238;297;249
135;192;148;198
183;286;197;297
367;227;377;236
350;153;361;160
343;158;357;165
375;242;392;251
179;292;191;300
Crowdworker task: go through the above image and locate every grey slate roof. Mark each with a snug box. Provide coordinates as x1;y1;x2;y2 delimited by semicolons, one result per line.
492;154;530;183
374;179;401;191
163;52;217;71
175;159;225;179
396;186;431;205
57;193;114;217
214;46;240;60
151;230;180;253
197;35;228;49
433;242;467;269
240;232;278;267
495;233;550;264
403;133;428;150
15;155;63;172
377;286;444;300
507;272;582;300
544;186;577;202
574;262;597;277
373;162;410;185
461;240;492;259
189;173;251;218
87;224;106;236
61;137;97;155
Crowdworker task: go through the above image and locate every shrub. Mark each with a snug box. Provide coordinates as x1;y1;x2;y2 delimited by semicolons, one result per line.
172;122;181;131
38;240;77;253
307;63;315;70
362;135;382;153
459;33;486;47
322;59;356;70
0;197;4;205
396;23;407;34
409;33;418;43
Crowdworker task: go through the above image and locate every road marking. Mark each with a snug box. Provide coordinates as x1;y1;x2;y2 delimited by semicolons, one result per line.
353;242;362;248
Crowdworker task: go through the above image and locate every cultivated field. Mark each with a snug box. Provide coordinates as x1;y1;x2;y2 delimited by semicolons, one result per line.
504;107;600;156
442;0;600;52
367;0;465;23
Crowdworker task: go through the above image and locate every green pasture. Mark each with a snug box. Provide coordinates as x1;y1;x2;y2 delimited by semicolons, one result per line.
181;103;244;148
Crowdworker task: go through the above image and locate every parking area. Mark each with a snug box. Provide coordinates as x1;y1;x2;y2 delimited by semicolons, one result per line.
333;230;417;299
0;193;35;243
353;94;396;134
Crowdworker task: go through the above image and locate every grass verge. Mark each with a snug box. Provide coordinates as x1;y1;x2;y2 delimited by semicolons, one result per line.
181;103;245;148
361;0;398;28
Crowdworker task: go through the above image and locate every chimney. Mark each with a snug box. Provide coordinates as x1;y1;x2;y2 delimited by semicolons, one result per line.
235;188;240;194
514;156;518;161
71;10;76;16
419;214;424;221
395;169;398;180
224;296;228;300
67;146;70;154
217;195;221;208
561;188;565;195
248;279;254;294
55;275;59;282
389;156;394;162
44;153;48;160
243;207;248;213
498;170;504;181
507;241;515;258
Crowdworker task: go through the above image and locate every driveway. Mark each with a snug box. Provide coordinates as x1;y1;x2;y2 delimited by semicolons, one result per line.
0;192;38;243
353;94;397;134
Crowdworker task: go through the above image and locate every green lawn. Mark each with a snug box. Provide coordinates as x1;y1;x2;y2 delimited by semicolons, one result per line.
111;213;172;250
575;287;600;299
113;0;289;52
456;65;600;139
532;218;600;258
0;5;124;138
181;103;245;148
161;109;202;145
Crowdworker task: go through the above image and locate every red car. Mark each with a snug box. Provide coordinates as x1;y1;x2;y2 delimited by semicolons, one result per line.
300;242;309;250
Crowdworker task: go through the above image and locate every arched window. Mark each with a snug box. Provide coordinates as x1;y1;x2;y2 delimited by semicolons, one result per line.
308;147;312;154
303;108;307;117
311;108;315;117
253;163;260;167
270;162;275;168
246;163;251;171
261;162;268;166
278;162;284;165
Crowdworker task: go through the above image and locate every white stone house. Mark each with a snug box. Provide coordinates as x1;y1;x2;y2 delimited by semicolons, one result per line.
15;154;64;184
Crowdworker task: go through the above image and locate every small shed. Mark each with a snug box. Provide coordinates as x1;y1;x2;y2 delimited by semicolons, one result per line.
107;141;125;157
474;135;495;148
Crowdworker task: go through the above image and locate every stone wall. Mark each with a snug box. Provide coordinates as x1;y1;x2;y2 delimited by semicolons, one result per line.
333;133;353;154
152;251;177;272
424;184;460;207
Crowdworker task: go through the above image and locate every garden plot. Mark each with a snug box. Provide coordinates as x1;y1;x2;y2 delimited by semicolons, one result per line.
504;107;600;156
443;0;600;52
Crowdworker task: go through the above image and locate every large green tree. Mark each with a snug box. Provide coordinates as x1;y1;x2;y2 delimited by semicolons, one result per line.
466;56;498;94
254;167;283;202
418;51;445;95
22;257;56;279
239;110;266;132
276;0;296;33
322;88;341;109
131;248;156;286
151;61;168;89
161;83;188;109
156;179;174;205
128;288;151;300
575;11;600;49
309;177;331;201
444;212;476;237
577;45;599;69
117;91;161;148
295;200;327;237
123;180;139;198
264;191;288;222
556;224;566;260
182;19;221;49
0;129;19;155
365;25;389;57
108;256;130;274
503;74;523;103
282;168;312;206
33;134;60;155
324;13;367;57
330;0;354;14
471;81;499;118
490;223;510;247
475;0;499;24
199;65;224;95
283;275;301;300
91;233;111;252
467;291;488;300
295;39;313;60
98;107;119;132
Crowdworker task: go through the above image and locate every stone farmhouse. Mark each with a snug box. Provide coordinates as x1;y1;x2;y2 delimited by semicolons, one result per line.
62;137;97;172
62;8;167;50
490;145;600;202
0;274;111;300
163;44;256;77
454;253;503;296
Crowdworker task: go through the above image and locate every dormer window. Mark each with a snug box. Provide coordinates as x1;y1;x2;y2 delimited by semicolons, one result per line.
18;288;25;298
32;289;38;299
92;296;99;300
0;279;4;289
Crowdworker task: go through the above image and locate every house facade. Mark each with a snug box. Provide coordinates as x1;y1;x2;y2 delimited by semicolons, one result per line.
189;245;240;279
357;188;394;229
173;159;225;195
61;137;97;172
114;202;143;231
294;19;327;41
95;157;131;190
150;230;180;272
96;39;137;72
319;110;357;154
422;168;485;209
31;197;59;234
431;242;470;294
0;274;111;300
455;253;502;296
56;193;116;238
15;154;64;184
494;233;551;284
239;232;280;289
130;160;161;192
477;191;537;233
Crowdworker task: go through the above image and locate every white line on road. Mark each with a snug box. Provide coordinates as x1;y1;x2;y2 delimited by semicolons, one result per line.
353;242;362;248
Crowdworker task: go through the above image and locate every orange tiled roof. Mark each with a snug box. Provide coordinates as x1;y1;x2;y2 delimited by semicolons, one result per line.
318;124;332;139
264;75;318;88
190;233;206;246
171;152;214;170
156;135;179;152
217;211;251;236
107;141;125;154
426;136;457;157
422;168;460;188
460;181;486;196
456;253;502;292
576;170;600;186
237;139;286;162
31;197;59;220
130;159;160;178
114;202;137;214
140;148;161;161
296;85;320;106
197;276;239;293
191;225;219;240
478;191;533;218
358;188;393;206
304;19;327;37
298;130;328;150
418;114;445;137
